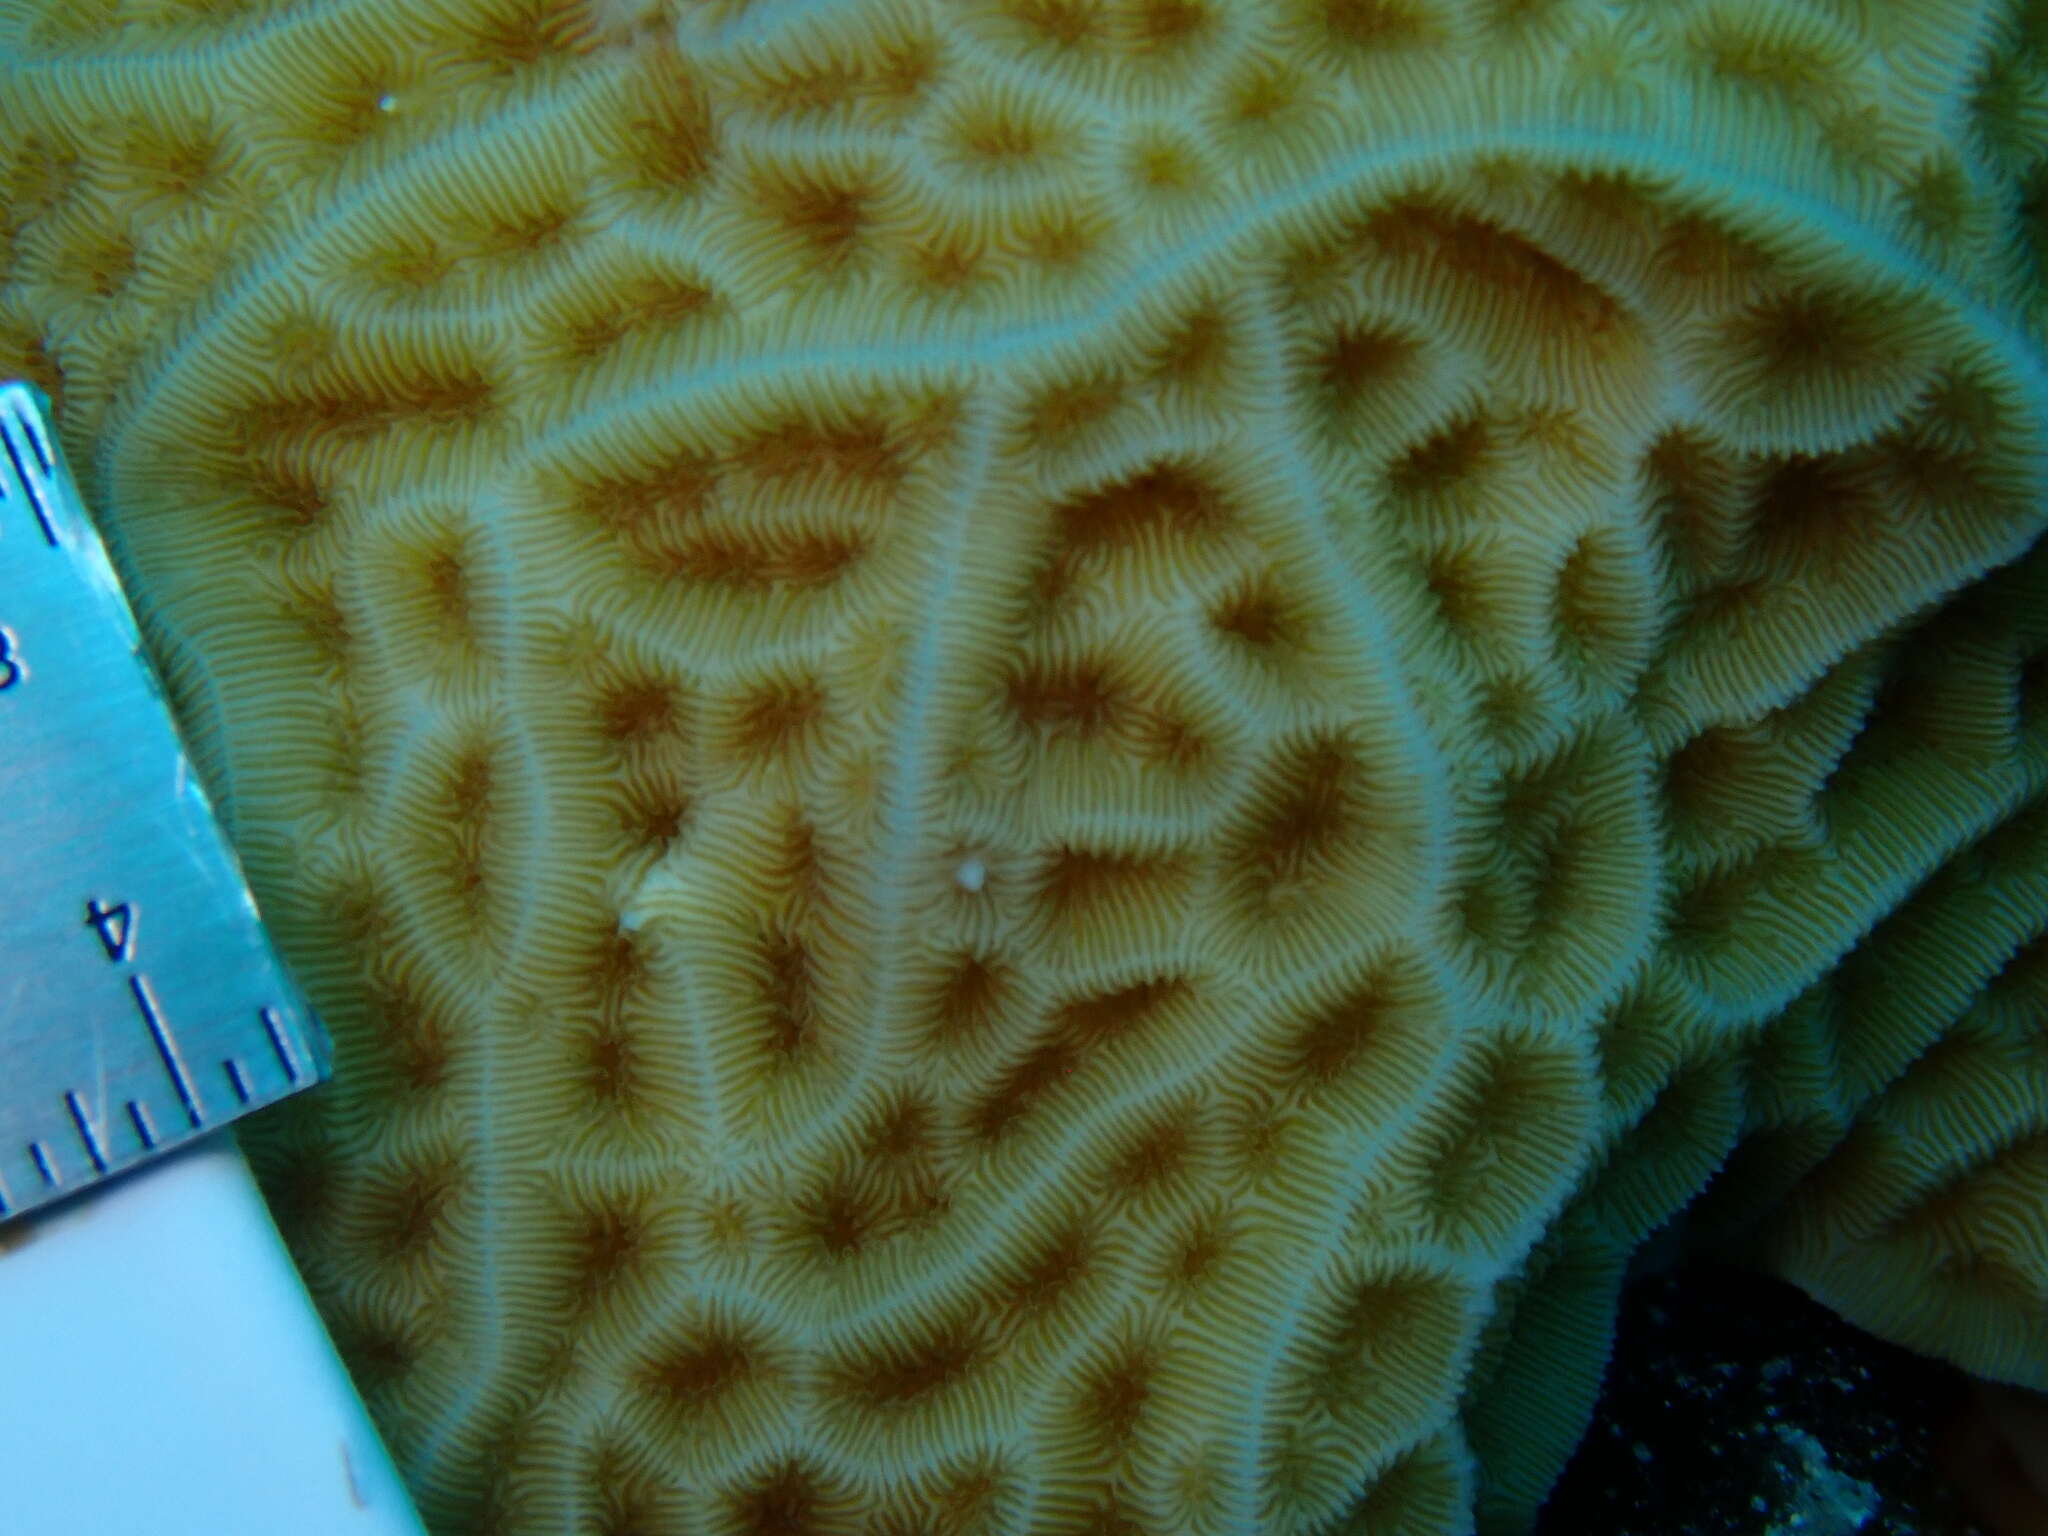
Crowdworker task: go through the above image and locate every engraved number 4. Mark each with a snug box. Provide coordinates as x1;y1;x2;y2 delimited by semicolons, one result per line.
85;899;136;962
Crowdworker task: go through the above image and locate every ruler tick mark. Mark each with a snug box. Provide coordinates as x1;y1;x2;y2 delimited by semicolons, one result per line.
3;391;53;472
128;1099;157;1149
29;1141;58;1186
1;408;57;546
131;973;204;1128
64;1091;108;1174
224;1057;252;1104
262;1006;302;1084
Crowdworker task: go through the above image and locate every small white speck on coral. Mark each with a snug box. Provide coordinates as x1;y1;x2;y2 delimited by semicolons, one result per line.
953;856;987;893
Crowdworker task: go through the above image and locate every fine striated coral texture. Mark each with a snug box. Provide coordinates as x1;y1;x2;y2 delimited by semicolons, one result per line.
3;0;2047;1531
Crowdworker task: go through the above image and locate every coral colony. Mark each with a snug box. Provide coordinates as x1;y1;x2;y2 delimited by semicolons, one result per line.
2;1;2045;1532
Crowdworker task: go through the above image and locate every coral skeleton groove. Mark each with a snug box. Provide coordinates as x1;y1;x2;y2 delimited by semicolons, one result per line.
4;0;2048;1531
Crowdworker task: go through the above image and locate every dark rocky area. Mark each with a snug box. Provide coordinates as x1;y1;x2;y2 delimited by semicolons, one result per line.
1537;1263;1997;1536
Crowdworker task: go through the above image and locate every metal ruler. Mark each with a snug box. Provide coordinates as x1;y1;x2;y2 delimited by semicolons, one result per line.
0;380;330;1223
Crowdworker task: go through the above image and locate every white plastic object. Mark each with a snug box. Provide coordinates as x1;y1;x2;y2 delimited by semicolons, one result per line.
0;1131;426;1535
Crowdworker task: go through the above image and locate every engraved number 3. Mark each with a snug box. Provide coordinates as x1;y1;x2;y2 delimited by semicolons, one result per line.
0;626;20;691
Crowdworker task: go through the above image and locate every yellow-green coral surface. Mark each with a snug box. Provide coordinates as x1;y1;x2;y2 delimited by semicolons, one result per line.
4;0;2048;1530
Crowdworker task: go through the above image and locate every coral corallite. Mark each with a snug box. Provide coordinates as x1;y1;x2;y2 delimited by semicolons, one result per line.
5;0;2048;1531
